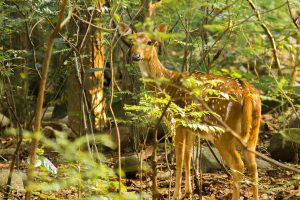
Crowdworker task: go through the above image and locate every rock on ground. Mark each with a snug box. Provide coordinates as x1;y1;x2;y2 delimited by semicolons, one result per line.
0;169;24;190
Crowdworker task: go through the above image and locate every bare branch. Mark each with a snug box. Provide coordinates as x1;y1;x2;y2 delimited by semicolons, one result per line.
72;13;116;33
246;0;282;75
287;0;299;30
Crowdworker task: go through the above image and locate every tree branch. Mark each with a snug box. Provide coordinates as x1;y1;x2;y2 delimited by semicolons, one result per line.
246;0;282;75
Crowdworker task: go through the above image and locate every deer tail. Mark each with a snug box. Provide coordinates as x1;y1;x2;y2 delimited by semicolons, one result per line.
241;93;261;148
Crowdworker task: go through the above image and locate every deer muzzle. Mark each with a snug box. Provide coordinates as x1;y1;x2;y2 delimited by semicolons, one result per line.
132;53;142;61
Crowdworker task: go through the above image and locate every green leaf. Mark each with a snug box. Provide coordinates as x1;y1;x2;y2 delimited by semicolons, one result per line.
36;148;44;155
112;181;127;192
203;24;226;32
277;115;285;122
96;134;117;149
113;13;120;23
277;78;287;90
19;72;27;79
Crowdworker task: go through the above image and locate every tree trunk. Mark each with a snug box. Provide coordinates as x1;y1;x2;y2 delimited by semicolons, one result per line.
86;2;106;129
67;0;106;133
67;67;82;134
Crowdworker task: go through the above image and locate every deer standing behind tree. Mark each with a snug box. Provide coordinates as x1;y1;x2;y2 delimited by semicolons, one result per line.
118;23;261;200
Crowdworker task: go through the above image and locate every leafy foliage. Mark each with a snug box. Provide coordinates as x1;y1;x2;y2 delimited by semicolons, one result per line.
20;130;139;199
124;77;226;135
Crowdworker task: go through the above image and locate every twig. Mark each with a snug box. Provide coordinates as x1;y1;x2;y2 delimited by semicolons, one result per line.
197;27;230;68
60;2;73;29
164;136;173;200
192;135;202;198
287;0;299;30
265;60;300;128
152;129;159;200
28;18;44;79
109;32;122;194
152;100;172;200
11;1;42;78
3;90;23;200
72;13;116;33
78;6;96;52
205;140;231;176
246;0;282;75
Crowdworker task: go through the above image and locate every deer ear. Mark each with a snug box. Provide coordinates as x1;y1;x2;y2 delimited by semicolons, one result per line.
156;23;167;33
118;23;133;36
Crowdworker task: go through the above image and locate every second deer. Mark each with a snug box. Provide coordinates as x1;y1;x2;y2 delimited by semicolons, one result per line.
118;23;261;200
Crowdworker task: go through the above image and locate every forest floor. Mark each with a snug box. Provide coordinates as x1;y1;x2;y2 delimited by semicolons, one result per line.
110;146;300;200
0;162;298;200
0;132;299;200
114;129;300;200
124;166;300;199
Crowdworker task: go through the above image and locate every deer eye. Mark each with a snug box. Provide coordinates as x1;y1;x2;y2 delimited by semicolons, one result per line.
147;40;153;45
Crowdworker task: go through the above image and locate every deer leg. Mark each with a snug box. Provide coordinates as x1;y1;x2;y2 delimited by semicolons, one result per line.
244;150;258;200
174;127;185;199
244;110;260;200
216;139;244;200
230;151;244;200
184;130;194;196
244;128;259;200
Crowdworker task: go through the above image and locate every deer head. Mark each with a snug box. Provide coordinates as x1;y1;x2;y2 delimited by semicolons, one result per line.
118;23;167;62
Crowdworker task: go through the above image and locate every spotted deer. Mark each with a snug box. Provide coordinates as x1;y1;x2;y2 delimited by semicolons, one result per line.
118;23;261;200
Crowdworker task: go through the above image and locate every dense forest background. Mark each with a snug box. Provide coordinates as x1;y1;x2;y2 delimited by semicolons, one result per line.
0;0;299;199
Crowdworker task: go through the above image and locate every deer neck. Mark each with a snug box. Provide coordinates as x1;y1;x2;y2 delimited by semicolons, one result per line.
138;53;171;79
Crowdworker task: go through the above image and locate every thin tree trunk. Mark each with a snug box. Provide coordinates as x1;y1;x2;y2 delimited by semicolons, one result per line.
152;129;159;200
25;1;68;199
